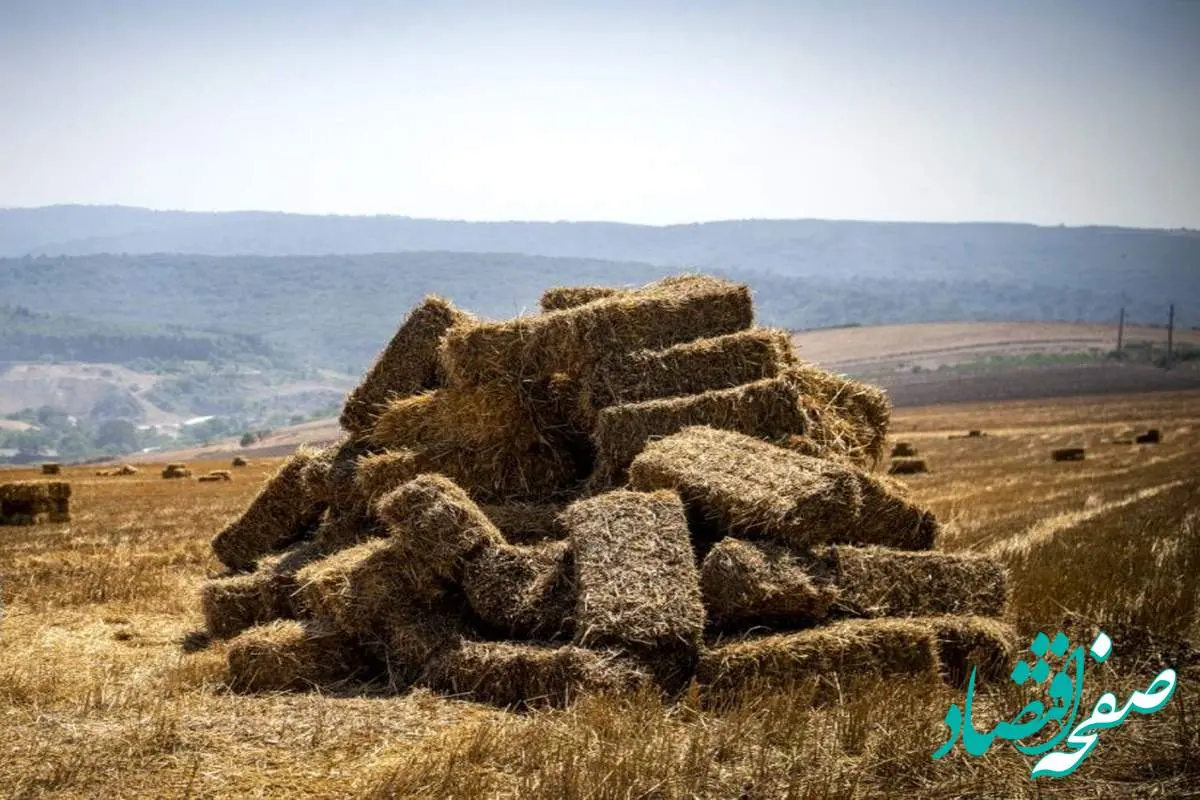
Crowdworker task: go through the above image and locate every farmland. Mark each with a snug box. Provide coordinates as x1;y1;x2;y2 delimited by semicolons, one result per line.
1;389;1197;797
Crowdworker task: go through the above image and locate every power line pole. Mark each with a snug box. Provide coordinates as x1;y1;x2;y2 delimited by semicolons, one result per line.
1166;304;1175;370
1116;307;1125;356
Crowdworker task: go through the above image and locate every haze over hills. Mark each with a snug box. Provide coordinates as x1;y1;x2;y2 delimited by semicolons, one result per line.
1;204;1197;461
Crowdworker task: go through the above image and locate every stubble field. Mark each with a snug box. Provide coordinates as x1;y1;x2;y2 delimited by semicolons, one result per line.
2;390;1199;798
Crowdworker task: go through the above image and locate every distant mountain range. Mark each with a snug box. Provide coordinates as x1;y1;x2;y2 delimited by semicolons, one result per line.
0;204;1196;371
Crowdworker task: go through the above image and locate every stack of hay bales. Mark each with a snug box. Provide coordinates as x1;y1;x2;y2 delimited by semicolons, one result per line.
162;463;192;479
41;463;61;475
0;481;70;525
197;274;1015;707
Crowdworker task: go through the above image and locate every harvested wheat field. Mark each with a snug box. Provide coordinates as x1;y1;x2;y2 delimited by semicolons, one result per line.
1;282;1198;796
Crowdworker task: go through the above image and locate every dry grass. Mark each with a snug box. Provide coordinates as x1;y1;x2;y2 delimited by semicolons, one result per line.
1;390;1199;797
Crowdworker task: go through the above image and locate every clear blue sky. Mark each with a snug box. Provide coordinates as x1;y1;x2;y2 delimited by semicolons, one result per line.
1;0;1197;227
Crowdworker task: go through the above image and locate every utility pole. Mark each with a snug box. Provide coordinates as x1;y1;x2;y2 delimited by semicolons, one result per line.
1116;307;1125;356
1166;304;1175;370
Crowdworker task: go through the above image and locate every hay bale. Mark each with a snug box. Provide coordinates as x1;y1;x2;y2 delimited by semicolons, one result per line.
539;285;621;311
1136;429;1162;444
776;364;891;466
225;620;364;693
323;437;379;516
115;464;138;475
232;456;250;467
340;296;473;435
41;463;61;475
891;442;917;458
968;430;984;438
210;449;327;572
421;640;651;708
198;470;233;483
887;458;928;475
627;427;864;547
923;615;1020;687
377;601;472;686
354;449;422;508
563;490;705;656
0;480;71;525
311;509;381;555
699;539;839;630
590;374;814;488
579;328;798;415
162;464;192;479
200;542;320;639
295;537;440;638
374;475;506;582
463;539;575;639
696;618;940;696
372;387;581;502
1051;448;1085;462
479;502;567;544
832;546;1008;619
440;274;754;388
854;471;940;550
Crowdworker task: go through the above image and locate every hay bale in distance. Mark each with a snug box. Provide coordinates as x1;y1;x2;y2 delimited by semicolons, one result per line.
198;470;233;483
590;374;814;488
232;456;250;467
700;538;838;630
697;618;940;697
0;480;71;525
539;285;621;312
162;464;192;479
226;620;364;693
115;464;138;475
375;474;506;582
564;489;705;655
440;274;754;388
422;640;650;708
41;463;61;475
210;450;327;572
1051;448;1085;462
340;296;472;435
463;539;575;639
888;458;928;475
891;442;917;458
1136;429;1162;444
200;542;320;639
628;427;865;548
579;328;798;414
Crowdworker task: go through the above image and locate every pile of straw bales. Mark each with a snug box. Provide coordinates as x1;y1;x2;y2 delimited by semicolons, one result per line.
197;274;1015;707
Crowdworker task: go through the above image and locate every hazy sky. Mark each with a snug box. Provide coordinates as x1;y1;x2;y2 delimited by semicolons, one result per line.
1;0;1197;227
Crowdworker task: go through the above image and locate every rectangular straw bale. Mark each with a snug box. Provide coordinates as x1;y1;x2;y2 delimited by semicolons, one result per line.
323;437;379;517
833;547;1007;618
563;489;705;654
590;374;814;488
440;274;753;388
340;296;472;435
581;328;798;414
295;537;442;638
375;474;507;582
479;502;567;544
697;618;940;696
628;426;864;547
226;620;364;693
539;285;621;311
855;472;941;550
200;541;320;639
378;601;472;686
463;539;575;639
779;364;891;466
0;481;71;525
354;449;423;508
372;387;581;502
211;449;327;572
421;640;651;709
700;538;839;630
920;615;1020;687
